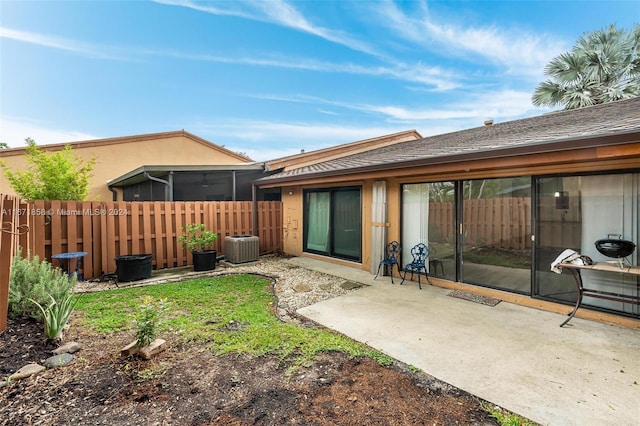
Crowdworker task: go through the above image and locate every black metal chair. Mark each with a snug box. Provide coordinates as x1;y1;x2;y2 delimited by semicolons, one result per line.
374;241;401;284
401;243;431;289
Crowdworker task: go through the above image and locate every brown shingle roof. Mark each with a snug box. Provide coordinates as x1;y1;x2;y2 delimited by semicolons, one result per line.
258;97;640;183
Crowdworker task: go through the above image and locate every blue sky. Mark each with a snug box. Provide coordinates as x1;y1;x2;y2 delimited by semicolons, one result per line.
1;1;638;161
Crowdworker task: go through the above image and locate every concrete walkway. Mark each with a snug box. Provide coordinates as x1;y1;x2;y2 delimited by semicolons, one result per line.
287;257;640;426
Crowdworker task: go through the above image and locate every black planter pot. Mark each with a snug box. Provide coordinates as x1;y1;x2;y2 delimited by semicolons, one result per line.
192;250;217;271
115;254;152;282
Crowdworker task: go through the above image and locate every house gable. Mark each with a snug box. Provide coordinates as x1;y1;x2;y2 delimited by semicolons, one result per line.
0;130;254;200
265;130;422;171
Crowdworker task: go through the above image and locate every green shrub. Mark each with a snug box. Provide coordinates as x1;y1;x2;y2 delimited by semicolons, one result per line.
177;223;217;252
135;296;168;348
30;293;78;340
8;248;77;320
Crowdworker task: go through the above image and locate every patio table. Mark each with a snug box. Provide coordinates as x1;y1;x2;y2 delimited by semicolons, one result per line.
52;251;87;281
557;261;640;327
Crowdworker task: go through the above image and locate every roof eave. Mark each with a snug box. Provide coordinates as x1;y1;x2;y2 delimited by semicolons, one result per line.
255;130;640;186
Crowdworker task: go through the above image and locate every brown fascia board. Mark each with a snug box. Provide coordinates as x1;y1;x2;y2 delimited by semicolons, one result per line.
255;130;640;186
265;129;422;171
0;129;253;162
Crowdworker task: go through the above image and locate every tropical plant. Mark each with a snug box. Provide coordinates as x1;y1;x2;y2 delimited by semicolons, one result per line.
135;296;168;348
30;293;78;340
177;223;218;252
1;137;96;200
532;24;640;110
8;248;77;319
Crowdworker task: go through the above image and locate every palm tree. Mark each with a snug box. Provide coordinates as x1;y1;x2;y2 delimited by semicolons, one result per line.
532;24;640;110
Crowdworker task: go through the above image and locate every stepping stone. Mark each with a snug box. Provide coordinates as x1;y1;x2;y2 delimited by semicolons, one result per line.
44;353;74;368
341;281;363;290
294;283;312;293
9;363;46;380
53;341;82;355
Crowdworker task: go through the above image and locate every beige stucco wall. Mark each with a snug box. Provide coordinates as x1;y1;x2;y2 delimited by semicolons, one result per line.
273;141;640;274
281;186;304;256
0;133;248;201
280;180;381;272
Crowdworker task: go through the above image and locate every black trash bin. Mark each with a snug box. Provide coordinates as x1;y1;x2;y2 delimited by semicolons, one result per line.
115;254;152;281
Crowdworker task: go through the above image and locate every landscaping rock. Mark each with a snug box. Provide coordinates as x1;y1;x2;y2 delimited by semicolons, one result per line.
9;363;46;380
293;283;312;293
139;338;167;360
318;282;333;291
121;341;141;357
341;281;363;290
53;341;82;355
44;353;74;368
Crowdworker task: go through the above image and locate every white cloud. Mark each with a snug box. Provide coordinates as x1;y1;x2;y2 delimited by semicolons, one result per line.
150;49;458;90
423;21;564;77
190;119;417;161
359;89;538;121
370;0;567;79
0;27;126;60
155;0;379;57
0;116;99;147
246;89;538;123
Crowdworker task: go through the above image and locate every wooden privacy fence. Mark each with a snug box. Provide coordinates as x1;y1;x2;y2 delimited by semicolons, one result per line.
463;197;531;250
27;200;283;280
429;197;532;249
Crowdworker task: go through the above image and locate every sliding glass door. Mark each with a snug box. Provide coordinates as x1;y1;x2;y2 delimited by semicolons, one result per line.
304;187;361;261
535;173;639;315
399;172;638;318
402;182;456;280
461;177;532;293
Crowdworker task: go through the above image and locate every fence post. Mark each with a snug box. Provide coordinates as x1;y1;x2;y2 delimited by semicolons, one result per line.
0;196;11;332
0;195;27;332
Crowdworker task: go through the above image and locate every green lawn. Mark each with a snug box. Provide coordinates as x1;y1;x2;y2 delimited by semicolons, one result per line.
74;274;392;369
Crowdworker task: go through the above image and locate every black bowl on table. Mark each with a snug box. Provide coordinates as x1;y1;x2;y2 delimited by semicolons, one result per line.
594;236;636;259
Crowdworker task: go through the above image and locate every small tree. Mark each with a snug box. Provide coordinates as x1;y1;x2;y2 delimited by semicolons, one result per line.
1;138;96;200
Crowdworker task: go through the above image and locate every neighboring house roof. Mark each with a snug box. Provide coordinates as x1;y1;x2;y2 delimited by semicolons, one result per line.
0;129;253;163
108;164;267;187
256;97;640;184
265;129;422;171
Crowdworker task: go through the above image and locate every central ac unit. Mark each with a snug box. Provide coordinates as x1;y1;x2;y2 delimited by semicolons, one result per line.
224;235;259;263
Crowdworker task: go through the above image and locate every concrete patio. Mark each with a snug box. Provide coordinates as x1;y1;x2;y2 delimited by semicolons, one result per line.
288;257;640;426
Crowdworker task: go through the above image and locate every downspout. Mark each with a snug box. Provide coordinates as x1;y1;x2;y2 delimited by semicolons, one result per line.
232;170;237;202
108;185;118;201
252;183;258;237
144;171;174;201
